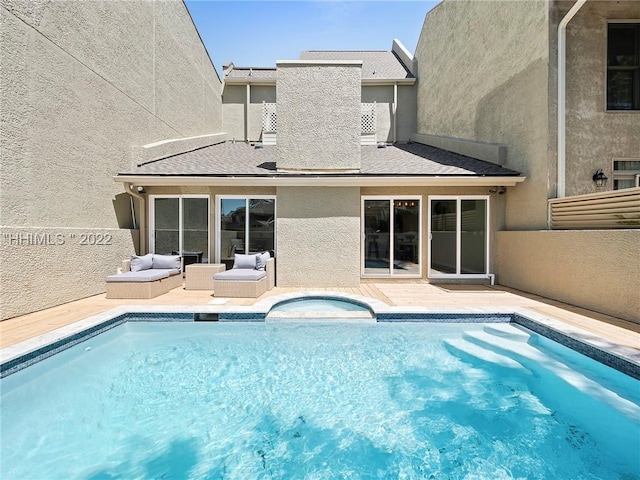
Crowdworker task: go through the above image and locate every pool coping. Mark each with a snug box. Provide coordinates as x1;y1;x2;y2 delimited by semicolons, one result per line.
2;291;639;379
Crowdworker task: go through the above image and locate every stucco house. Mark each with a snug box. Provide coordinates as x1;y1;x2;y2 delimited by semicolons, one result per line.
115;43;524;289
1;0;638;322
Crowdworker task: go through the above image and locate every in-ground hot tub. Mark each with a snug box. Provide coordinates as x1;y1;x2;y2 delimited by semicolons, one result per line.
266;295;376;322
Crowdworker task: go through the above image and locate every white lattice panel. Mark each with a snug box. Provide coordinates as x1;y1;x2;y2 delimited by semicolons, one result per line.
361;102;376;134
262;103;277;133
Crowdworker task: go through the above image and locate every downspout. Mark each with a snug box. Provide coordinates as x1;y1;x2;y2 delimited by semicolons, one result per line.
246;83;251;142
393;82;398;143
557;0;587;198
124;182;146;254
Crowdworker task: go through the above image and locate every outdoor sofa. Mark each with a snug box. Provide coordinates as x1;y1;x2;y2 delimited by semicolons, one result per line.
213;252;275;298
105;254;183;299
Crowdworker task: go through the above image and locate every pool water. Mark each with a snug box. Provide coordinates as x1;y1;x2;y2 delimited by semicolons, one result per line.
1;322;638;479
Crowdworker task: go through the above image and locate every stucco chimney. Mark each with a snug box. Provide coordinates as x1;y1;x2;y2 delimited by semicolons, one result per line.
275;60;362;172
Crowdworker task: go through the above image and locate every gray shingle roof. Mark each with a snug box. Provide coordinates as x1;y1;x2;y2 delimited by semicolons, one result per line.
300;51;413;80
361;143;518;175
121;142;521;177
224;51;413;82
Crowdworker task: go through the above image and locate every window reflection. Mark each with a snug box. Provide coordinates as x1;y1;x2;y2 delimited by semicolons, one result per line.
220;198;275;263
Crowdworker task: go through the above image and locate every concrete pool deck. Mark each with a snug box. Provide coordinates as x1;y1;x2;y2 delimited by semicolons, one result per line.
2;281;638;353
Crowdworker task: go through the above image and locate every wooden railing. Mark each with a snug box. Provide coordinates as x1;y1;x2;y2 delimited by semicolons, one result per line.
548;187;640;229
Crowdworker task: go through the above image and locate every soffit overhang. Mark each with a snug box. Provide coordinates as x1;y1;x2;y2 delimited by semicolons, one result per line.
115;174;525;187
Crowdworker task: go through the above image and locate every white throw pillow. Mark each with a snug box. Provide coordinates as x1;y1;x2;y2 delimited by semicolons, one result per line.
130;254;153;272
233;253;257;269
255;251;270;270
152;254;181;270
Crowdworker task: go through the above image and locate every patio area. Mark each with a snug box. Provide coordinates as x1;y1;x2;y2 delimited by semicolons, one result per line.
1;281;638;352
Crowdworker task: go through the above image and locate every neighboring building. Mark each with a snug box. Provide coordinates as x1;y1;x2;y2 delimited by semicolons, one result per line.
2;0;638;323
1;0;223;319
414;0;639;321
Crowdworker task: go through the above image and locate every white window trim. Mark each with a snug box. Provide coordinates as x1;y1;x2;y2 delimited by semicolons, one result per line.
148;194;210;261
361;195;423;279
612;157;640;189
215;195;277;263
427;195;490;280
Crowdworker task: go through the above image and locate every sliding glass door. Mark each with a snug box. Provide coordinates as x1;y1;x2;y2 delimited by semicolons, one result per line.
362;197;421;277
429;196;488;278
150;195;209;263
217;196;276;263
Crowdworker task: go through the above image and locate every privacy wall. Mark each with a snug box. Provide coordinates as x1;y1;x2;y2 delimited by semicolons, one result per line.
0;0;223;319
497;230;640;324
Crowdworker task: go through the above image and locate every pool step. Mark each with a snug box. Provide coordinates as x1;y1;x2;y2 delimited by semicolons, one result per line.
444;338;531;373
483;324;531;341
462;330;640;421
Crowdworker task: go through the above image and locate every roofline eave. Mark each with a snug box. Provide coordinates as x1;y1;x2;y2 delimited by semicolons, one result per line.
223;78;276;86
114;175;525;187
223;77;415;86
361;78;415;85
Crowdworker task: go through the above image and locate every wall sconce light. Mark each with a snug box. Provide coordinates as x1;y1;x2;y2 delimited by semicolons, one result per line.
592;169;608;188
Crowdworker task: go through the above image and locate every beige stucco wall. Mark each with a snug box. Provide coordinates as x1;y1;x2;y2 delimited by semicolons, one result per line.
222;84;276;142
222;85;246;142
223;83;414;145
360;85;416;143
276;61;362;171
414;0;550;229
497;230;640;323
0;0;222;319
397;85;417;142
276;187;361;287
557;1;640;196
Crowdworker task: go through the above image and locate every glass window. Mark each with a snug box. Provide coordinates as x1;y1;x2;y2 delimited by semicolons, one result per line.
607;24;640;110
362;197;421;277
218;197;276;263
220;198;246;257
151;196;210;263
429;197;489;277
153;198;179;256
613;159;640;189
460;199;487;274
182;198;209;261
429;199;457;275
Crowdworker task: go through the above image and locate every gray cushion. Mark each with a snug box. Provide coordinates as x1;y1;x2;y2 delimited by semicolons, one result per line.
152;254;181;270
154;268;181;276
214;269;266;281
255;251;270;271
131;254;153;272
106;270;170;283
233;253;257;269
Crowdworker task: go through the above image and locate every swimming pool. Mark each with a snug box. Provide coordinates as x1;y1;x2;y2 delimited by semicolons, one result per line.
2;320;638;479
